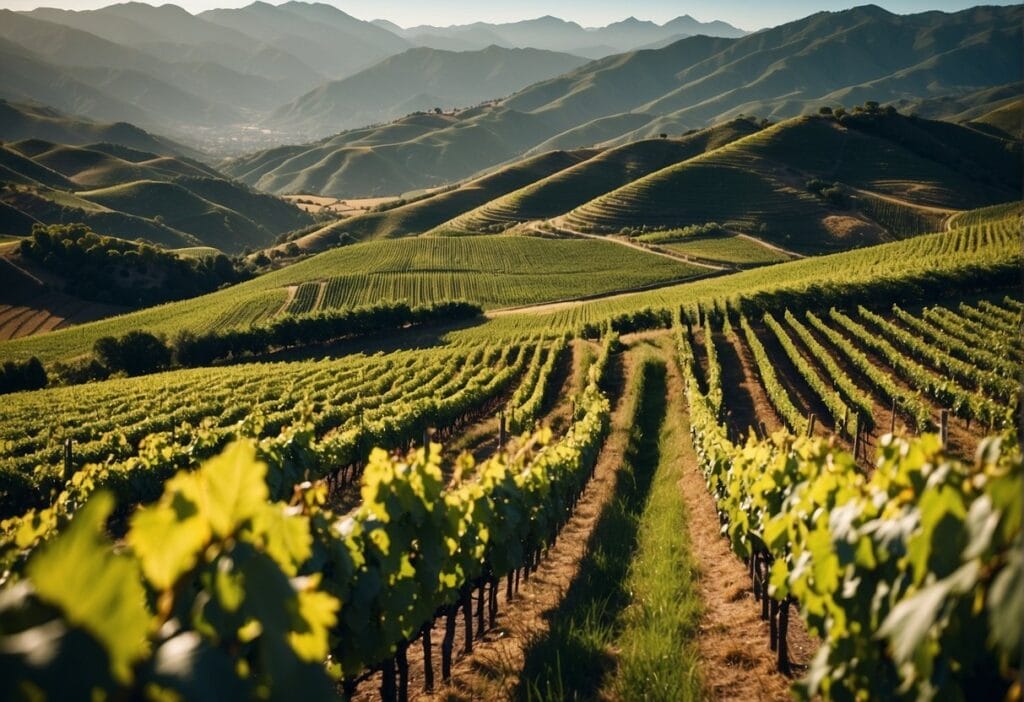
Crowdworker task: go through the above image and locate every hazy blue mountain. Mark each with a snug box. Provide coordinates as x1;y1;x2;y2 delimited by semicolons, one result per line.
381;13;747;56
198;1;411;79
0;99;202;159
268;46;590;138
25;2;325;88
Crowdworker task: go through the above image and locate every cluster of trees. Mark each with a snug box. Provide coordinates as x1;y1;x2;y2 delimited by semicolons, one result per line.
19;224;250;306
50;300;482;383
805;179;847;207
0;357;47;395
632;222;726;243
818;101;897;120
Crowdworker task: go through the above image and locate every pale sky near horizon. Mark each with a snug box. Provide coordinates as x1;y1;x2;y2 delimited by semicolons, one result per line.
0;0;1014;32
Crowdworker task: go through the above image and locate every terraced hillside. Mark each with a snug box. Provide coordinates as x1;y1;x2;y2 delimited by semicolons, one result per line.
279;149;596;250
561;111;1019;253
471;204;1021;336
433;119;761;235
0;140;313;252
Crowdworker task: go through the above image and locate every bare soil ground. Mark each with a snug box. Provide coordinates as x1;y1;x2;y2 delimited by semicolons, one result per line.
0;257;125;340
663;338;815;700
717;329;784;439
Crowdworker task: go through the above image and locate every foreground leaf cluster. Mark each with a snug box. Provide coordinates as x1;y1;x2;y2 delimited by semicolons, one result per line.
0;336;616;700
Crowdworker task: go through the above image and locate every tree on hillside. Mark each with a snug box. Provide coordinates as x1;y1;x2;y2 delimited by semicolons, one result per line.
94;332;171;376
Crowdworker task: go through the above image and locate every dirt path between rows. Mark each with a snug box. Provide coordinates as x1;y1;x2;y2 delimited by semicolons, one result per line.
663;340;816;700
416;349;638;701
716;328;784;439
313;280;328;312
398;335;813;701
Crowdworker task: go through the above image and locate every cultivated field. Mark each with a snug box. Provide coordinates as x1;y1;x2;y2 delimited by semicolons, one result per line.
0;200;1018;701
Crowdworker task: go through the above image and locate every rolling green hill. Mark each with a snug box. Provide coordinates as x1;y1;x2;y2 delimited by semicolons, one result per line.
561;110;1019;253
435;119;762;235
269;45;589;138
0;141;313;252
224;4;1022;197
7;141;219;188
281;150;595;249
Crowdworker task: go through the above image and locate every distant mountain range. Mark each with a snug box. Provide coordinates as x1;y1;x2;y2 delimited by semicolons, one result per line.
0;2;746;151
224;4;1024;197
268;46;590;138
371;14;747;58
0;99;200;159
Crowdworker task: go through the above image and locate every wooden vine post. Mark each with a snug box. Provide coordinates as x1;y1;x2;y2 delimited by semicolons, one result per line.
853;415;862;460
63;438;73;481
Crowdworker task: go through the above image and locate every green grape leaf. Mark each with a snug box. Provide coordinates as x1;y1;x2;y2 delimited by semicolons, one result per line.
27;492;151;682
877;578;949;664
201;441;270;538
250;504;313;577
287;579;340;662
129;478;210;591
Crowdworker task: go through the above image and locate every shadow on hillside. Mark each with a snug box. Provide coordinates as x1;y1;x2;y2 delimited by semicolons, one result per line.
217;315;487;366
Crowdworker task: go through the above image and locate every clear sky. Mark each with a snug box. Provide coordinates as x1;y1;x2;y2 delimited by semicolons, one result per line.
1;0;1014;31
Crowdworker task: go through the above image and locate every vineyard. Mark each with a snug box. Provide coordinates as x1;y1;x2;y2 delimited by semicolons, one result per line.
0;198;1021;701
0;235;703;363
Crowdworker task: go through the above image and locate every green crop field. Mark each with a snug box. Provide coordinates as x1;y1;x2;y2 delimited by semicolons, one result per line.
2;8;1023;701
462;208;1021;338
662;233;792;265
0;234;705;362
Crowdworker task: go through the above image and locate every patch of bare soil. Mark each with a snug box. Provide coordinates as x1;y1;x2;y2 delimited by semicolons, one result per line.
822;214;886;242
717;329;784;440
